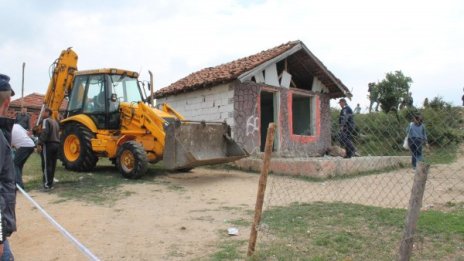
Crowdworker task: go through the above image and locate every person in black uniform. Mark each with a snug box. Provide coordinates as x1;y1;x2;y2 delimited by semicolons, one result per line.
0;74;17;260
37;108;60;190
338;98;356;158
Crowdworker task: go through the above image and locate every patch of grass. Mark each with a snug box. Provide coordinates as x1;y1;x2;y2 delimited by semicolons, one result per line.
208;239;247;261
227;218;251;227
22;154;166;205
426;143;460;164
167;184;185;192
219;206;244;211
249;202;464;260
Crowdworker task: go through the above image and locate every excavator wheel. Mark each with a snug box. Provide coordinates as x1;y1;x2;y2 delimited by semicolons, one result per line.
116;141;148;179
61;123;98;171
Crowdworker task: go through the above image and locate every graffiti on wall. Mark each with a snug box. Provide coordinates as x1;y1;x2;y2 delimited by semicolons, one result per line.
233;82;260;155
246;105;259;137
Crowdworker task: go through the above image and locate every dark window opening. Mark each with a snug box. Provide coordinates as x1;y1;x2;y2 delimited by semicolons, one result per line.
260;91;276;152
292;94;313;136
275;55;315;91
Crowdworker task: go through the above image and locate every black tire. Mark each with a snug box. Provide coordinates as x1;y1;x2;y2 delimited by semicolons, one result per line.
116;141;148;179
61;123;98;171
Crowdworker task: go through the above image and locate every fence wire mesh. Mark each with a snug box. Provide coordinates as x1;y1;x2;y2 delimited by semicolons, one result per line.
252;106;464;260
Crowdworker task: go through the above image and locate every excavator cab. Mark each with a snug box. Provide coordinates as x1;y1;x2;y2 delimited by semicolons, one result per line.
66;70;139;130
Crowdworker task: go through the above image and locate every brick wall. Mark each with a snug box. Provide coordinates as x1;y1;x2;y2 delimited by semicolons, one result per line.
7;106;41;129
156;83;235;127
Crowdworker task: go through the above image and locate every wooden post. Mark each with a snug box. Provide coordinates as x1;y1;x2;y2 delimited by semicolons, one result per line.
247;123;276;257
398;162;430;261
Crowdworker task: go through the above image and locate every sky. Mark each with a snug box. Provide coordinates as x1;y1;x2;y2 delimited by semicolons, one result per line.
1;0;463;111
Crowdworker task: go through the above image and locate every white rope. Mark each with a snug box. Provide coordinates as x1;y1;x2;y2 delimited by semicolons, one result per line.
16;185;101;261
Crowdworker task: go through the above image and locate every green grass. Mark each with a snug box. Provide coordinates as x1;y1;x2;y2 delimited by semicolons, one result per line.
426;143;460;164
248;202;464;261
202;202;464;260
22;153;168;205
209;239;247;261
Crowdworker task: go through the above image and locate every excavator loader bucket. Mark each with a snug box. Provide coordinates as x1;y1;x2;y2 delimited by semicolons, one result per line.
163;121;249;170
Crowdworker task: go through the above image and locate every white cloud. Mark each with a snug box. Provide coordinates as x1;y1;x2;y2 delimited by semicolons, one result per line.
0;0;463;109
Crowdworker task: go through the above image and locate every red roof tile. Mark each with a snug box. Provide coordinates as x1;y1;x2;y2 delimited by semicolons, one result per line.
155;41;300;98
10;92;67;110
155;40;351;98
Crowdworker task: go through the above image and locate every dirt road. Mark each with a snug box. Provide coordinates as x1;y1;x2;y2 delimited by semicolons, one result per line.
9;146;464;260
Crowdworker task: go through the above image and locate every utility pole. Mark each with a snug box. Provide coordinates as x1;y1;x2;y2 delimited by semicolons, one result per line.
21;62;25;108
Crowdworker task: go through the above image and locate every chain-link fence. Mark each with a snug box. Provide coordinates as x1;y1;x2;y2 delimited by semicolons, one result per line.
250;106;464;260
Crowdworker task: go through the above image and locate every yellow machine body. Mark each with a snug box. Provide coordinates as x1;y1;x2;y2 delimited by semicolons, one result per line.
41;48;248;178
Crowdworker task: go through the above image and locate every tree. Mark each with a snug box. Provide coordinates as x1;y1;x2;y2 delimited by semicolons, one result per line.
375;71;413;113
428;96;451;110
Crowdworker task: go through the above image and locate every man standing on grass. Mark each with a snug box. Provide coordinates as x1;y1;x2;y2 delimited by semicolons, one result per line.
37;108;60;190
338;98;356;159
0;74;17;260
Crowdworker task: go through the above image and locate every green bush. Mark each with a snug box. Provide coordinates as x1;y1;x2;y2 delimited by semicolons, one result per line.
331;106;464;157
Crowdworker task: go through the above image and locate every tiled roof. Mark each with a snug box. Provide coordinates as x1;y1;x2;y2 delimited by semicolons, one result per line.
10;93;45;108
155;41;301;98
10;92;67;110
154;41;351;98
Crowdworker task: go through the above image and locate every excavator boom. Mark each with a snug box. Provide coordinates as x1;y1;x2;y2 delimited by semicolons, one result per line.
40;48;78;121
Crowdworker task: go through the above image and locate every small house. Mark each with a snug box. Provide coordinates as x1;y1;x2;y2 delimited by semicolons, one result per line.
155;40;351;157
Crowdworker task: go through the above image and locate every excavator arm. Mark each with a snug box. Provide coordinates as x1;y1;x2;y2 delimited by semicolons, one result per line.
39;48;78;122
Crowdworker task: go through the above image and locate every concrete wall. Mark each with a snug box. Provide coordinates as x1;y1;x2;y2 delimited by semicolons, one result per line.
233;81;332;157
158;78;333;158
234;156;410;178
232;81;262;154
279;90;332;157
156;83;235;127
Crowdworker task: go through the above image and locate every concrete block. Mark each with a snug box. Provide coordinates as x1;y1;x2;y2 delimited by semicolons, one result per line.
233;156;410;179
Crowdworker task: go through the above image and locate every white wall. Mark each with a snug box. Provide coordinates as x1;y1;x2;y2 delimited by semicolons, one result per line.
156;83;235;127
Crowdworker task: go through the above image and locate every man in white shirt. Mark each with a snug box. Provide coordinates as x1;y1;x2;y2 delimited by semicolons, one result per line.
11;123;35;189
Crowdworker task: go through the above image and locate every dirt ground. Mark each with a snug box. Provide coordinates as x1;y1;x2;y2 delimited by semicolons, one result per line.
9;147;464;260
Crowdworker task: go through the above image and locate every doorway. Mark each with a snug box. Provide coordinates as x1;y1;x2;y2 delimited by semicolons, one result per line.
260;91;278;152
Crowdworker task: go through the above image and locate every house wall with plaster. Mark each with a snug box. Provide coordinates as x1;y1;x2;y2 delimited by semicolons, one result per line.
156;83;235;127
232;81;261;154
233;80;332;157
278;90;332;157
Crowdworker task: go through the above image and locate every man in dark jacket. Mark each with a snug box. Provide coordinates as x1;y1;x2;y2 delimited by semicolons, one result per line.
338;98;356;158
38;108;60;190
0;74;17;260
15;107;30;131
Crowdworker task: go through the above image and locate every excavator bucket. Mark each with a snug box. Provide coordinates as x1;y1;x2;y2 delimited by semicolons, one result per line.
163;121;249;170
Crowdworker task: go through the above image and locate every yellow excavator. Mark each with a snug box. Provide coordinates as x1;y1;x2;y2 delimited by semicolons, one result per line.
37;48;248;179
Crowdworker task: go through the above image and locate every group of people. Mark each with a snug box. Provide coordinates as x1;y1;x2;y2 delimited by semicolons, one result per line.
337;98;428;169
0;73;60;259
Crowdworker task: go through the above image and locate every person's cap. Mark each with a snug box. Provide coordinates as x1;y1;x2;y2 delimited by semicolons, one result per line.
0;74;15;96
338;98;346;103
